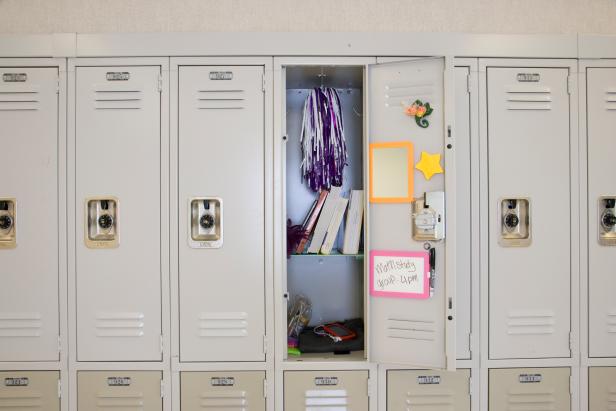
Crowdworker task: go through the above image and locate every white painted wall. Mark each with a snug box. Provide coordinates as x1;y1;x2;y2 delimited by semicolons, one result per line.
0;0;615;34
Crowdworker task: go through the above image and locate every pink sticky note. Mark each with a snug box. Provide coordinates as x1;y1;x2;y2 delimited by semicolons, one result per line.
370;250;430;299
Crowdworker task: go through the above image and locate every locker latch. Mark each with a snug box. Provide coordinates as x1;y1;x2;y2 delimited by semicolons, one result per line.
85;197;119;249
412;191;445;242
499;198;531;247
599;196;616;246
0;199;16;249
189;197;223;249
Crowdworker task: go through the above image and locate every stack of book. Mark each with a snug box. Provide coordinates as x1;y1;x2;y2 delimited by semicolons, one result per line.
294;187;364;255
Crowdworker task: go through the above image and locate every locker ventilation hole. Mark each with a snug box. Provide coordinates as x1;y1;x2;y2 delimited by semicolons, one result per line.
94;87;143;110
0;312;43;337
605;89;616;110
0;87;39;111
506;389;555;411
406;389;454;409
607;387;616;409
198;312;248;337
606;310;616;334
506;310;555;335
305;389;348;411
95;312;145;337
96;392;144;408
506;85;552;111
386;317;436;341
200;390;247;409
384;80;436;108
197;89;246;110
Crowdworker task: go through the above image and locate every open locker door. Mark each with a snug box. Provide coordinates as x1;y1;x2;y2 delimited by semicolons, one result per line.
368;57;455;369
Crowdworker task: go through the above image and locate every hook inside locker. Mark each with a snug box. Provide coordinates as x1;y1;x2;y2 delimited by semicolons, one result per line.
0;198;16;248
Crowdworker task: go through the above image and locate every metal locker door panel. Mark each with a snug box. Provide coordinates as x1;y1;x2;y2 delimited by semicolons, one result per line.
489;368;570;411
587;68;616;358
178;66;265;362
75;66;162;361
0;371;60;411
387;369;470;411
77;371;162;411
368;57;452;368
0;67;59;362
487;67;571;359
180;371;265;410
589;367;616;410
455;65;472;360
283;370;368;411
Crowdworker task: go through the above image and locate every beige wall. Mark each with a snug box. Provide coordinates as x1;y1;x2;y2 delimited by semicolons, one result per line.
0;0;615;34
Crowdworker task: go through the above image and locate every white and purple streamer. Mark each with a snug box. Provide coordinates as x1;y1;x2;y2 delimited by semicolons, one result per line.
300;87;347;192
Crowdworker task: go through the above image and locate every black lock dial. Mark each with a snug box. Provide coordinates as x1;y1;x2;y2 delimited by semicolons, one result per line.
0;215;13;230
504;213;520;229
200;214;215;229
98;214;114;229
602;212;616;229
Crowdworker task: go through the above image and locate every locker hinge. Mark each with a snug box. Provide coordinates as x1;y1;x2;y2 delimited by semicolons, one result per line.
160;335;164;354
468;333;472;356
569;332;573;353
262;74;266;92
367;378;373;397
469;377;472;395
466;73;473;93
160;380;165;398
262;335;268;354
569;375;573;394
157;74;163;93
567;75;573;95
57;380;62;398
263;378;268;398
56;76;60;94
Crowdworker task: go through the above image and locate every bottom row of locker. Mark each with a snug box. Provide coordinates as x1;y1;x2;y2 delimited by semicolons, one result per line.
2;368;616;409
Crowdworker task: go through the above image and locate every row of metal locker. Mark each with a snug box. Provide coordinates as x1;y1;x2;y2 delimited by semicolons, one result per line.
3;368;616;409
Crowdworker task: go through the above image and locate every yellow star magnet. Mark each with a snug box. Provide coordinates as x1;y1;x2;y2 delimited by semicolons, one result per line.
415;151;443;180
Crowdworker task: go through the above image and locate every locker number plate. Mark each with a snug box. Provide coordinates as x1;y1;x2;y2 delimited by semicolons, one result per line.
517;73;540;82
211;377;235;387
209;71;233;80
417;376;441;385
106;72;130;81
314;377;338;386
4;377;28;387
519;374;542;383
107;377;131;386
2;73;27;82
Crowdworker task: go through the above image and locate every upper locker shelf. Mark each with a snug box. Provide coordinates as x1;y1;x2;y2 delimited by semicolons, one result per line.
367;57;455;369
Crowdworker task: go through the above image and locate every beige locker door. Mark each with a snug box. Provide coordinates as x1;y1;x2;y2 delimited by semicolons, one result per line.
387;369;470;411
181;371;265;410
284;371;368;411
589;367;616;411
489;368;570;411
0;67;60;362
178;66;265;362
77;371;162;411
0;371;59;411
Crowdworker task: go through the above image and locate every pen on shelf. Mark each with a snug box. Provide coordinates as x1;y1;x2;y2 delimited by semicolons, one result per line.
429;247;436;297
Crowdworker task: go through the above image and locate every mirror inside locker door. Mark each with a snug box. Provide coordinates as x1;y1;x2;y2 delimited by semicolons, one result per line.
0;198;16;248
499;198;531;246
189;197;223;248
598;196;616;245
85;197;118;248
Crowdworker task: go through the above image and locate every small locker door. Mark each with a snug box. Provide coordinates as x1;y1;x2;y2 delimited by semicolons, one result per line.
586;68;616;358
589;367;616;410
284;370;368;411
0;371;60;411
75;65;162;361
455;64;473;360
178;66;265;362
387;369;470;411
487;66;571;359
181;371;265;410
0;67;59;361
78;371;162;411
368;57;453;368
489;368;571;411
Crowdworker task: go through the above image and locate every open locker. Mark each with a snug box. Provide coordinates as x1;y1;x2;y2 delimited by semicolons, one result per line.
73;62;163;361
489;368;571;411
77;371;162;411
0;371;60;410
0;65;60;362
585;66;616;358
176;64;266;362
280;57;454;368
482;60;575;360
181;371;266;410
386;369;471;411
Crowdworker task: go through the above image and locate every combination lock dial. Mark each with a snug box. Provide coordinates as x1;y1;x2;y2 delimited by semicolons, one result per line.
602;212;616;229
504;213;520;229
200;214;215;229
98;214;114;229
0;215;12;230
